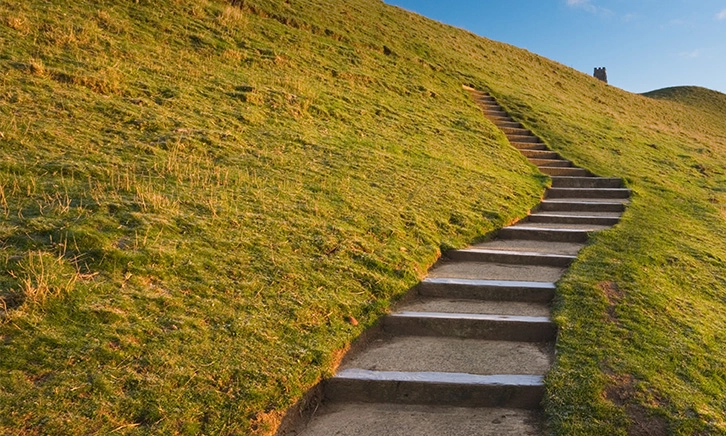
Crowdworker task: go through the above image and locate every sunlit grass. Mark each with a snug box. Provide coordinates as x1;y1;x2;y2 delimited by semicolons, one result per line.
1;0;725;434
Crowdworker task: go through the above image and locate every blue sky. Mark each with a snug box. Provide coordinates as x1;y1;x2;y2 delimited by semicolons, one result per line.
385;0;726;94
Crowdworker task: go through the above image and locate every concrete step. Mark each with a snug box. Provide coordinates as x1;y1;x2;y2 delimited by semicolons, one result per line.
538;199;627;213
550;176;622;188
486;115;515;123
494;121;523;129
293;403;542;436
475;95;497;103
417;278;556;303
511;142;548;150
447;248;575;267
538;167;591;176
500;127;532;136
400;298;551;317
508;222;610;231
507;134;541;144
326;370;544;408
530;158;572;167
498;227;590;243
527;213;621;226
428;261;567;283
484;111;514;121
546;187;630;199
471;239;586;255
484;109;508;117
520;149;560;159
339;336;553;375
383;311;556;341
531;210;622;216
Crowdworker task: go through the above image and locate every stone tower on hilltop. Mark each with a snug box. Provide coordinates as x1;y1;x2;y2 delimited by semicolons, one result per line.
594;67;608;83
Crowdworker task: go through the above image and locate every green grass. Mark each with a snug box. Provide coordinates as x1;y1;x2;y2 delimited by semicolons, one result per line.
1;0;725;434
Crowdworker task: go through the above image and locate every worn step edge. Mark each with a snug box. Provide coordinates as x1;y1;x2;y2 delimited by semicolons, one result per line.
447;248;575;267
530;159;572;167
495;121;523;128
507;135;541;143
486;115;513;121
326;369;544;408
511;142;548;150
501;127;532;135
527;214;620;225
546;188;631;199
538;200;626;213
538;167;592;176
550;176;623;188
417;278;556;302
384;311;556;341
498;227;590;242
520;150;560;159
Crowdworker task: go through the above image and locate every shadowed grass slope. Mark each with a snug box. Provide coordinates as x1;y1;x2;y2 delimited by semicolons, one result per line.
0;0;725;435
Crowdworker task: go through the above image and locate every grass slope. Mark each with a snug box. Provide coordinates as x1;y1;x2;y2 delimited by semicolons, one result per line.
1;0;725;434
644;85;726;114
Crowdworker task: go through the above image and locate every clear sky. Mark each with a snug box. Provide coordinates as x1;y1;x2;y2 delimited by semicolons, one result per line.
385;0;726;94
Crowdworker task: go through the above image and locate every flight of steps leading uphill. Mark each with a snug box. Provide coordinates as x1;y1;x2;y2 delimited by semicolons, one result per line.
280;88;629;436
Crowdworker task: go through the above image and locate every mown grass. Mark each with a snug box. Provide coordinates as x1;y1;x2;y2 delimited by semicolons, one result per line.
1;0;725;434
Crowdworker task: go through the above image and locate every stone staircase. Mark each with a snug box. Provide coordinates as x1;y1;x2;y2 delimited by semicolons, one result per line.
280;88;629;435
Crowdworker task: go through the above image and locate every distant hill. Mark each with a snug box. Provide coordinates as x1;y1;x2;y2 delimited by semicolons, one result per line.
644;85;726;114
1;0;725;435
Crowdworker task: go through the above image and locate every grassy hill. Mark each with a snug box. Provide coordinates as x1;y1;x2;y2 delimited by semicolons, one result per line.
1;0;725;434
644;85;726;112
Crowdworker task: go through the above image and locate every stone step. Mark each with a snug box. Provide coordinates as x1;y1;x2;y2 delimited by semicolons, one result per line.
486;115;515;123
508;222;610;231
527;213;621;226
530;158;572;167
500;127;532;136
293;403;542;436
447;248;575;267
507;134;541;144
538;166;591;176
428;261;566;283
383;311;556;341
484;109;508;117
550;176;622;188
520;149;560;159
400;298;551;317
472;239;586;255
546;187;631;199
528;210;623;217
339;336;553;375
498;227;590;243
494;121;522;129
475;95;497;102
511;142;548;150
326;370;544;409
484;110;514;121
538;199;627;213
418;278;556;302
